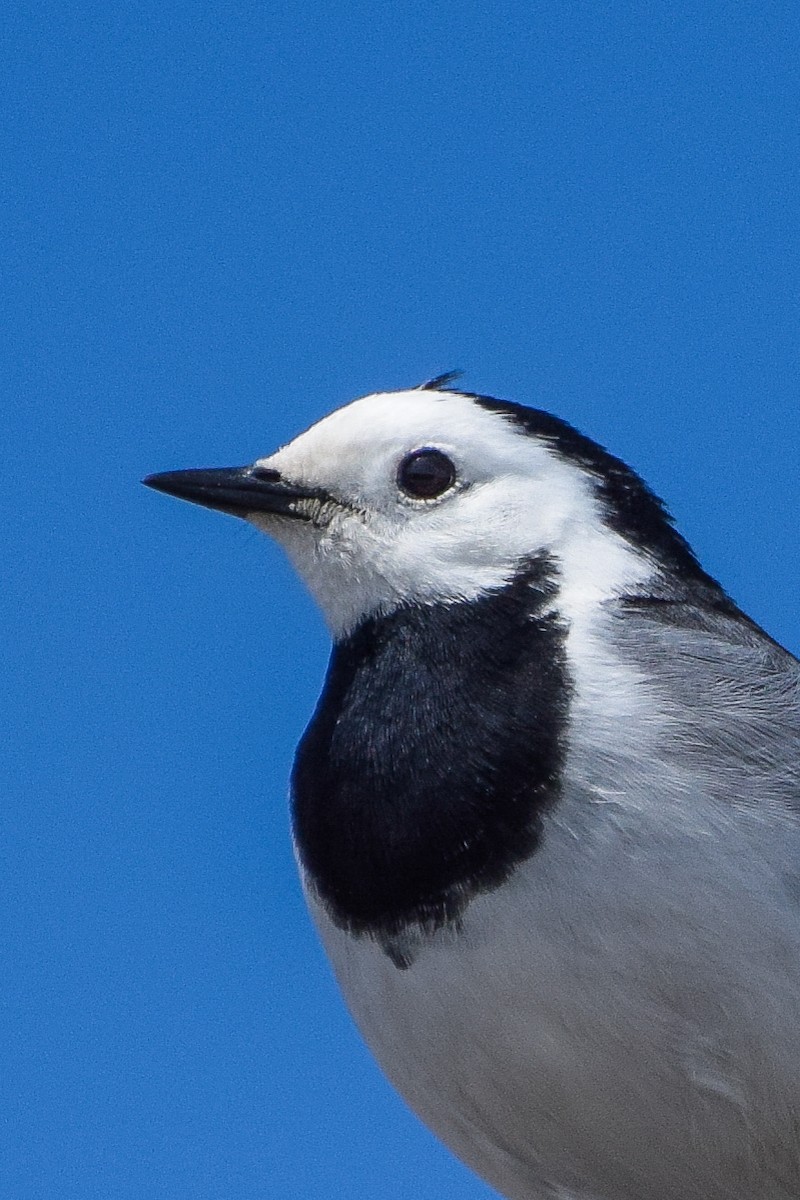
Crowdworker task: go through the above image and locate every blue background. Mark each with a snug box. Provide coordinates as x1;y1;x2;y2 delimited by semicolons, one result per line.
5;3;799;1197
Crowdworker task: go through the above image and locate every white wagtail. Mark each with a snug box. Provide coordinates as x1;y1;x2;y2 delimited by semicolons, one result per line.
145;376;800;1200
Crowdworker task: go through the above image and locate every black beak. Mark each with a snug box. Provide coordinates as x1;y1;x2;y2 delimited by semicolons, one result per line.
142;466;316;518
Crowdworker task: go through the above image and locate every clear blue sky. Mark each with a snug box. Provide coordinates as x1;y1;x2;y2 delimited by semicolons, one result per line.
5;3;799;1197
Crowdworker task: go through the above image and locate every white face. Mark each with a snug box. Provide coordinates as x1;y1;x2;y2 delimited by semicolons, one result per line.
248;389;653;638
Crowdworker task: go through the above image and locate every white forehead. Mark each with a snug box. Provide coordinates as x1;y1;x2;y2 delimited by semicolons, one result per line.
262;389;552;494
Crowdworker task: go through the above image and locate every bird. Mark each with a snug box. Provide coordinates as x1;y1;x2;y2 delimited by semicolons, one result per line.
144;376;800;1200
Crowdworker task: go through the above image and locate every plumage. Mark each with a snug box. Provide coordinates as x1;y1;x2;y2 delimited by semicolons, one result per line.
292;554;569;945
144;384;800;1200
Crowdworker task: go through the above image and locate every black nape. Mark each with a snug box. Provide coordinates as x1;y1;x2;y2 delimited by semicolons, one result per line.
438;390;737;610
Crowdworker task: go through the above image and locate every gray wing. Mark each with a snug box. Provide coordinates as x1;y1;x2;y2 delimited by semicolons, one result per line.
611;597;800;812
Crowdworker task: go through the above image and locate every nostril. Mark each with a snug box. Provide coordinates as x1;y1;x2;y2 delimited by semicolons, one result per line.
251;466;282;482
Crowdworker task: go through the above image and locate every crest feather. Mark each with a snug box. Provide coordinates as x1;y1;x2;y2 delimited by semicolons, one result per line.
417;371;463;392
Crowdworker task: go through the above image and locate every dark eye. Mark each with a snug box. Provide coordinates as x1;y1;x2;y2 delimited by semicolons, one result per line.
397;448;456;499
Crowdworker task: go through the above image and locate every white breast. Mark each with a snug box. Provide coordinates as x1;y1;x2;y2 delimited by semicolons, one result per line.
301;779;800;1200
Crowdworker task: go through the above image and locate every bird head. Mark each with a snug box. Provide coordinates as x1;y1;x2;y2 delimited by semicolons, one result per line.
144;379;714;639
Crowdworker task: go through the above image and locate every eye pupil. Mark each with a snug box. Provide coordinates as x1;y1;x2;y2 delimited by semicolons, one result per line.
397;448;456;499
